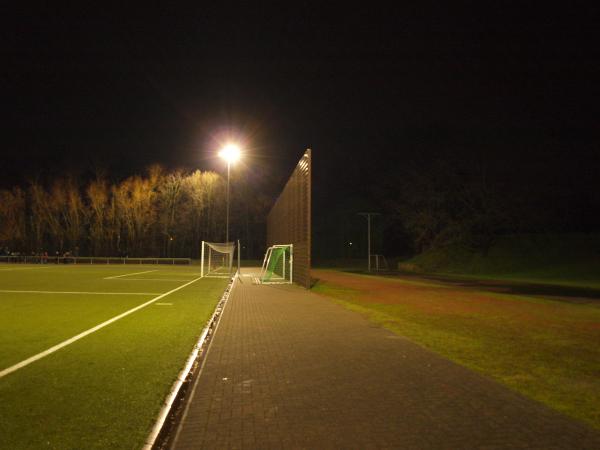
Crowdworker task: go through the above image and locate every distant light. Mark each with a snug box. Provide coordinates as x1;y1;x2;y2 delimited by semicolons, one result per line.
349;242;353;246
218;143;241;163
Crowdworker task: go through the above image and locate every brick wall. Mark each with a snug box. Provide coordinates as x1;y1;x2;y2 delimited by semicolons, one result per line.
267;149;311;288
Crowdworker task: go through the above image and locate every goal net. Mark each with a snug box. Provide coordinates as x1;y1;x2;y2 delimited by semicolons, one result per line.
369;254;389;271
260;244;293;284
201;241;236;278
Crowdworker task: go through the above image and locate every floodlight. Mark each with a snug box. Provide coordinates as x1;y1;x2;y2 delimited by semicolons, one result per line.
218;143;241;163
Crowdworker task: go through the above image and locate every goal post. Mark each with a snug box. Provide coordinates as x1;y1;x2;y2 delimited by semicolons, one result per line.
260;244;293;284
200;241;236;278
369;254;389;271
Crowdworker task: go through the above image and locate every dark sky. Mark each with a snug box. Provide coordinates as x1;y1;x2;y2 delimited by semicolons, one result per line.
1;4;599;203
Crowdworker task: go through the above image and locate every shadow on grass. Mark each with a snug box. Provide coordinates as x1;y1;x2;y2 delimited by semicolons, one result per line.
336;269;600;304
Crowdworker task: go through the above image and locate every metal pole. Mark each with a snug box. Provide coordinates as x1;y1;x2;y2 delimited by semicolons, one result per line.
367;213;371;272
289;244;293;284
358;212;379;274
226;162;230;243
237;239;241;278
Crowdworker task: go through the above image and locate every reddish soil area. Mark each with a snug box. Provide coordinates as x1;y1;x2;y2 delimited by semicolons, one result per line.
312;270;600;334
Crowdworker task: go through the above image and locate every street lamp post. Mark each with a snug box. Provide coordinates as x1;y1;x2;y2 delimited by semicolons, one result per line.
358;212;380;272
226;160;230;243
218;144;241;243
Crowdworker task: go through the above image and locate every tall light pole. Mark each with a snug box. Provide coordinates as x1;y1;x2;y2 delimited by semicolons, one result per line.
218;143;241;243
358;212;380;272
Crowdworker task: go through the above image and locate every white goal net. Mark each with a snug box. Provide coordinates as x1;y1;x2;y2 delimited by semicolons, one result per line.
201;241;236;278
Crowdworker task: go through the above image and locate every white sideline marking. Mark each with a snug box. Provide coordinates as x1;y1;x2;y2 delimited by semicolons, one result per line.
0;290;161;295
0;276;202;379
112;278;193;282
0;266;49;272
155;302;173;306
104;270;158;280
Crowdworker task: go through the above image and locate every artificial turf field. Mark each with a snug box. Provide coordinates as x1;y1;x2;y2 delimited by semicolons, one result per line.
0;263;229;449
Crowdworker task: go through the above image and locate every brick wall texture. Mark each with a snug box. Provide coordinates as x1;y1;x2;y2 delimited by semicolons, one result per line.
266;149;311;288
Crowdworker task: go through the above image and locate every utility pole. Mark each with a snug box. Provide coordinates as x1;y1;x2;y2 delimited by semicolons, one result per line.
358;212;380;272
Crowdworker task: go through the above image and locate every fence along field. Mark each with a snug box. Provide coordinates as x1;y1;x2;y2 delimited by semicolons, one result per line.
0;263;228;449
0;255;191;264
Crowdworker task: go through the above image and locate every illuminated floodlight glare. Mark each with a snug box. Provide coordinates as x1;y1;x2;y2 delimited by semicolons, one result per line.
218;143;241;163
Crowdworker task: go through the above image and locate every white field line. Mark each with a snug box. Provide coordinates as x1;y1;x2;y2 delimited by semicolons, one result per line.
0;290;161;295
0;276;203;379
111;278;194;282
0;266;50;272
104;270;158;279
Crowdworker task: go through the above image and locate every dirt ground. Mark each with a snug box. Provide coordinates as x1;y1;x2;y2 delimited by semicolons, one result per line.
312;269;600;335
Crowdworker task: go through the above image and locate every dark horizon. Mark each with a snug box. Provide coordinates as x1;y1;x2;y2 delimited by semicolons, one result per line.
2;5;599;257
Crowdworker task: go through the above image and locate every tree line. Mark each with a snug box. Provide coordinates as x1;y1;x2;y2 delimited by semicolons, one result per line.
0;165;269;258
385;158;600;256
313;155;600;261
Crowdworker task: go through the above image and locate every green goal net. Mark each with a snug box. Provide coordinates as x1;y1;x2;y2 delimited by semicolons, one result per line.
260;244;293;284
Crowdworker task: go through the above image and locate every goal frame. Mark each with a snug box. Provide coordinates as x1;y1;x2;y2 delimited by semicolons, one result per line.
260;244;293;284
200;241;236;278
369;253;389;272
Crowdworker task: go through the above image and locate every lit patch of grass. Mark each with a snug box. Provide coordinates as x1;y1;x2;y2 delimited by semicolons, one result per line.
436;272;600;290
406;233;600;289
312;275;600;430
311;281;362;301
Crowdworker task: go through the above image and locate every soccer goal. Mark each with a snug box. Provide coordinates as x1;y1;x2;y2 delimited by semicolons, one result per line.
260;244;293;284
369;254;389;271
200;241;236;278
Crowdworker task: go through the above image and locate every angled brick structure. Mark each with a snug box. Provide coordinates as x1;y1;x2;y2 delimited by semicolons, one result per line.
266;149;311;288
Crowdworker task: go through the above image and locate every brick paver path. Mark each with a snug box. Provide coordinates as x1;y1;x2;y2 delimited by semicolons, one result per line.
170;270;600;449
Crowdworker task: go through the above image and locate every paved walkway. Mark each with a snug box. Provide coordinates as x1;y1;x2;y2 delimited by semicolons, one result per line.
170;269;600;449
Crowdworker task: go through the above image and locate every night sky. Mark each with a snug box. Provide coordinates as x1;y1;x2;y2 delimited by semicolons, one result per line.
2;4;599;250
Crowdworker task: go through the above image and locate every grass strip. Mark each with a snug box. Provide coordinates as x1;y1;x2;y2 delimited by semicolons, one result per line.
312;276;600;430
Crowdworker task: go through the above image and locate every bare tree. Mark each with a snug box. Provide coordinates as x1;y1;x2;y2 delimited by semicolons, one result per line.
157;171;184;256
28;182;53;252
0;187;26;251
63;178;84;253
114;175;158;256
87;178;109;255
